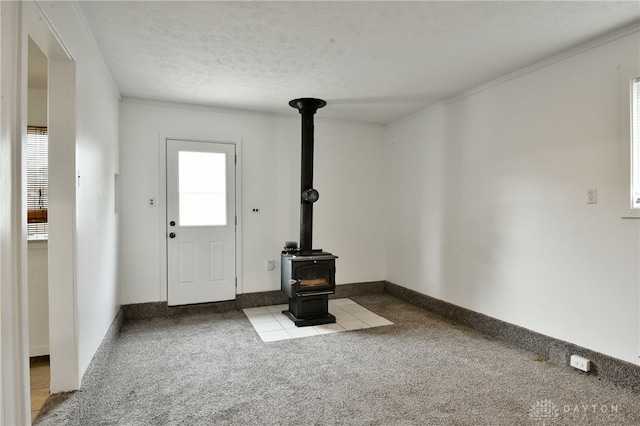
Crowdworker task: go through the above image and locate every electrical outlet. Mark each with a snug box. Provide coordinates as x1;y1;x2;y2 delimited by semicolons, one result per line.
570;354;590;372
265;260;275;271
587;188;597;204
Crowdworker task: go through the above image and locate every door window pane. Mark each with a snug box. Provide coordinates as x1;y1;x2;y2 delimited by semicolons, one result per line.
179;151;226;226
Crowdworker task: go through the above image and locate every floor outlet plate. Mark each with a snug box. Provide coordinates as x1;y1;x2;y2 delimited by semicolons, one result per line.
570;354;590;372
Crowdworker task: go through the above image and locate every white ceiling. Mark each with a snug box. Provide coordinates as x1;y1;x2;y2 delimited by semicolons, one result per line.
79;1;640;124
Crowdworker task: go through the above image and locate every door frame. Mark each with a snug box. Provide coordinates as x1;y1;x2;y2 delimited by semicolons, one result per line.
2;2;79;421
24;1;79;394
159;133;243;302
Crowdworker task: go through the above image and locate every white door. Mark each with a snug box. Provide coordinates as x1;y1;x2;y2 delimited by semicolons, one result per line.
166;139;236;306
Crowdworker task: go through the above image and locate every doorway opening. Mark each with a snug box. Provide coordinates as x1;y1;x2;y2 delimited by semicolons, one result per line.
26;36;51;421
24;0;79;395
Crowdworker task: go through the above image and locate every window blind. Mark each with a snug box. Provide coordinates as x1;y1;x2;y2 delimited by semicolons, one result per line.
26;126;48;239
633;77;640;209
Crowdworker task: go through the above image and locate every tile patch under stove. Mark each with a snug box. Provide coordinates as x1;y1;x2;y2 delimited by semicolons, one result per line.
243;298;393;342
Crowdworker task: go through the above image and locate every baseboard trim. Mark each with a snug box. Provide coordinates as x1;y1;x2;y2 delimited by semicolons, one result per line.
81;308;123;388
384;281;640;392
29;345;50;358
122;281;386;321
119;280;639;392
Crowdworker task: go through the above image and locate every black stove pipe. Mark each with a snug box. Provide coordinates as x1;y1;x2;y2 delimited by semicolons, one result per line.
289;98;326;255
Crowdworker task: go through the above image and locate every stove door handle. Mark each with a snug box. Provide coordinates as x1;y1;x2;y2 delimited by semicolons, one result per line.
288;279;298;286
296;290;334;297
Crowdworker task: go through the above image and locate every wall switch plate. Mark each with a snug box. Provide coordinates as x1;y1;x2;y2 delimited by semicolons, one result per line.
570;354;590;372
265;260;275;271
587;188;597;204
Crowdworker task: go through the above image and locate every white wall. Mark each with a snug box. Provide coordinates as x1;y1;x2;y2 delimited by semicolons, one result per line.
27;241;48;356
119;100;386;304
37;2;121;383
385;30;640;364
28;87;46;126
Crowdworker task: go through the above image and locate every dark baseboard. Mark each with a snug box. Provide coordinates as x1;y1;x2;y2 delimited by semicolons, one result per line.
384;281;640;393
119;280;639;392
122;281;386;321
81;308;123;387
334;280;385;298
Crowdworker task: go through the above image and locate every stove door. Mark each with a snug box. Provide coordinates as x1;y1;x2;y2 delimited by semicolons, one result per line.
293;261;335;294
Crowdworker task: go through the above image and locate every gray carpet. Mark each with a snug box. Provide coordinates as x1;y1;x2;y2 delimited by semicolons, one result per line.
35;294;640;425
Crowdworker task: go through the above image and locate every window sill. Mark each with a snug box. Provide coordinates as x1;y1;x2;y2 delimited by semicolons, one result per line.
28;236;48;243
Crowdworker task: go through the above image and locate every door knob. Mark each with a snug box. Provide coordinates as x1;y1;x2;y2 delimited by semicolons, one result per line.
169;221;176;227
169;232;176;239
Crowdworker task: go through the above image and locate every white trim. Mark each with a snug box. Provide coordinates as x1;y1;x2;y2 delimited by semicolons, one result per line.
31;1;74;62
0;2;30;423
47;58;79;393
121;96;385;130
24;1;80;393
631;76;640;211
389;22;640;128
69;1;121;100
128;96;276;119
619;67;640;219
159;132;244;302
29;345;50;358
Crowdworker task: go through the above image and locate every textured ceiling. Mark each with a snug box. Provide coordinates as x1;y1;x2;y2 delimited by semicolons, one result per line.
80;1;640;124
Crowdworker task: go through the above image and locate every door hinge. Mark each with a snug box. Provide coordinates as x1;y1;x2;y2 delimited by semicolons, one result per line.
235;155;237;165
235;216;237;226
235;277;238;289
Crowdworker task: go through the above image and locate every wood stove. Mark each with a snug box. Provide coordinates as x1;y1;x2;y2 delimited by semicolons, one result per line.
281;98;338;327
281;250;337;326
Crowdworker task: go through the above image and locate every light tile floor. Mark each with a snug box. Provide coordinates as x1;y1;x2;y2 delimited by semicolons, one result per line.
30;356;50;422
243;298;393;342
